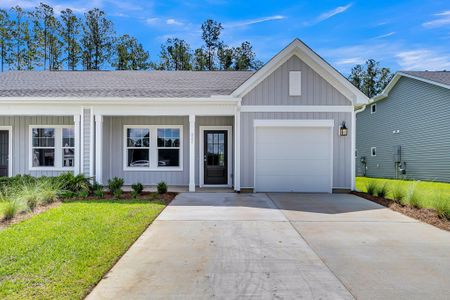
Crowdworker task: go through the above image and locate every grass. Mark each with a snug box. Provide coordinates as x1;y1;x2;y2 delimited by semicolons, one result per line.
0;199;165;300
356;177;450;214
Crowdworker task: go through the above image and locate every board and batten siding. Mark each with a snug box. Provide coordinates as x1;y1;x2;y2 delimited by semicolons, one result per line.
239;112;352;189
356;76;450;182
0;116;73;177
242;56;351;106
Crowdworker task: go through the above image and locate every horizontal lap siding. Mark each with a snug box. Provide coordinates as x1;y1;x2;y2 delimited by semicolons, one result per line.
102;116;189;185
356;77;450;182
243;56;351;106
240;112;352;189
0;116;73;177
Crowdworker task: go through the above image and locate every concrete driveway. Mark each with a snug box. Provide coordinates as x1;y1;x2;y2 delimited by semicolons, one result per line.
87;193;450;300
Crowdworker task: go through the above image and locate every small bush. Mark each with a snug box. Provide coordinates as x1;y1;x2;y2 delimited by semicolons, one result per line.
406;182;421;208
1;199;27;220
377;182;389;198
108;177;124;198
60;191;76;199
113;189;123;199
57;173;91;194
131;183;144;198
365;181;377;196
432;193;450;219
92;183;104;198
156;181;167;194
391;183;405;204
77;190;90;199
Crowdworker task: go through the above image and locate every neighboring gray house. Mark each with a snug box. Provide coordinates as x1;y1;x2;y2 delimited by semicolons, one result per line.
0;39;367;193
356;71;450;182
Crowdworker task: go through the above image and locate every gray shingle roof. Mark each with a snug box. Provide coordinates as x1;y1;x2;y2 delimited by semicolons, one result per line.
0;70;255;98
401;71;450;87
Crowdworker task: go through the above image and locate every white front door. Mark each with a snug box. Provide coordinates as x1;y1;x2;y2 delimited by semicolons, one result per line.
255;126;332;192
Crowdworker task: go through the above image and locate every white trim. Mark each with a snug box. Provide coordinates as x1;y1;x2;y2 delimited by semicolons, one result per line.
89;108;94;178
253;119;334;128
234;105;241;191
241;105;353;113
28;125;75;171
371;147;377;157
253;119;334;193
232;39;369;105
370;103;376;114
94;115;103;184
0;97;240;104
351;111;356;190
189;114;196;192
0;126;12;177
80;107;84;175
73;115;81;175
199;126;233;188
123;125;184;172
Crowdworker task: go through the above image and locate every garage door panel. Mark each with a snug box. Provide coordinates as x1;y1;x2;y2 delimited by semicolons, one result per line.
255;158;331;176
256;175;331;192
255;125;332;193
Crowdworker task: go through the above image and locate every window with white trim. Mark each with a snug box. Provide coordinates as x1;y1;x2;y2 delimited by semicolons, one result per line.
371;103;376;114
124;125;183;170
371;147;376;157
30;126;75;169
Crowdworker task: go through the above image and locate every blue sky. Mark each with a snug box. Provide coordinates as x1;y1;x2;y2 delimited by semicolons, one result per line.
2;0;450;74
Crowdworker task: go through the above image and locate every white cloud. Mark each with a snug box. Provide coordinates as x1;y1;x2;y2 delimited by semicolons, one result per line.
396;50;450;70
423;10;450;28
224;15;286;28
373;32;395;39
166;18;183;26
335;57;365;66
313;3;352;24
145;17;160;25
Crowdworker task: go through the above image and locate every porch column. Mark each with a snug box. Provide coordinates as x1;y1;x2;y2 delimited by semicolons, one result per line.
73;114;81;175
95;115;103;184
234;105;241;192
189;114;196;192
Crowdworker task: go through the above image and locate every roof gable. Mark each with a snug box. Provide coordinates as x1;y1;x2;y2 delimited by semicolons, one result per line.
232;39;369;105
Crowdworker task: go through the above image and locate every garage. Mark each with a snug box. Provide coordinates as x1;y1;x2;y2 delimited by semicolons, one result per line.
254;120;333;193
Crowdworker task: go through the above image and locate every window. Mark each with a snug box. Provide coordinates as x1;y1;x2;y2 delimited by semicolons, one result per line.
355;149;358;157
126;128;150;167
157;128;180;167
124;125;182;170
30;126;75;169
289;71;302;96
371;103;376;114
371;147;376;157
32;128;55;167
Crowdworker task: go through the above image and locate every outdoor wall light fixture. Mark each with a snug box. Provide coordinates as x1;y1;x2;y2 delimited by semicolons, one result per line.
339;121;348;136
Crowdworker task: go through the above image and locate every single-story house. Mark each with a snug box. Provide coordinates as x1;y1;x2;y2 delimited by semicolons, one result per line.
356;71;450;182
0;39;368;193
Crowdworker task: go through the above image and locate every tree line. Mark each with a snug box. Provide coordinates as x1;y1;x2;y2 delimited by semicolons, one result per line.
0;4;261;72
348;59;394;98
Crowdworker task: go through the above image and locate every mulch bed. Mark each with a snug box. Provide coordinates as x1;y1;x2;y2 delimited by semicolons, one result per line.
352;191;450;232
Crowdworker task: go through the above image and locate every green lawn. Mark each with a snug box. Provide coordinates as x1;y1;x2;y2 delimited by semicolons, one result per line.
356;177;450;208
0;199;166;300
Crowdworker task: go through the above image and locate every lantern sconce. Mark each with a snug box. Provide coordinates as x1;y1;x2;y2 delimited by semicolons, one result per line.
339;121;348;137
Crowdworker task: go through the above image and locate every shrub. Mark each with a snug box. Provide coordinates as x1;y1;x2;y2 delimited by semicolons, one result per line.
156;181;167;194
432;193;450;219
377;182;389;198
1;199;27;220
406;182;421;208
108;177;124;199
92;183;104;198
77;190;90;199
365;181;377;196
37;179;60;204
57;173;91;194
60;191;76;199
131;183;144;198
391;183;405;204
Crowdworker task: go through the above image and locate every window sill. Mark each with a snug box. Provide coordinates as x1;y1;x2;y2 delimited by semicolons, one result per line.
29;167;75;171
123;167;183;172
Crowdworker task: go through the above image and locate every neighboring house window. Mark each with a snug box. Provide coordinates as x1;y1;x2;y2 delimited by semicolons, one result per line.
371;147;376;156
124;125;183;170
126;128;150;168
30;126;74;169
157;128;181;167
289;71;302;96
371;103;376;114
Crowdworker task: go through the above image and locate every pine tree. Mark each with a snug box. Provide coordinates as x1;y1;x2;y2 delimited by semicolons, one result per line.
0;9;12;72
9;6;27;70
233;41;256;70
193;48;208;71
33;3;58;70
348;60;394;98
158;38;192;70
112;34;150;70
60;8;81;70
217;45;233;70
201;19;222;70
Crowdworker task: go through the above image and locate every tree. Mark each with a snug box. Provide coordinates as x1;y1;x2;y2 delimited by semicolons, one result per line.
33;3;59;70
348;59;394;98
233;41;256;70
60;8;81;70
217;44;233;70
201;19;222;70
81;8;114;70
23;15;38;70
9;6;27;70
112;34;150;70
158;38;192;70
0;9;12;72
193;48;208;71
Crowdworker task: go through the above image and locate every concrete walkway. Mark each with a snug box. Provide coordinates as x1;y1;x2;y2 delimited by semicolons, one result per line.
87;193;450;300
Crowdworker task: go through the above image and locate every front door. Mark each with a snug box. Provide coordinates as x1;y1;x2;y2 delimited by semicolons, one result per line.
0;130;9;177
204;130;228;185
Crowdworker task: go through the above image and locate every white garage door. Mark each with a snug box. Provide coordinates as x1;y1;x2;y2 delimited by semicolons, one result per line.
255;126;332;193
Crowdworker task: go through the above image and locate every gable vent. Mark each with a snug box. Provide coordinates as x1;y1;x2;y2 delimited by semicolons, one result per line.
289;71;302;96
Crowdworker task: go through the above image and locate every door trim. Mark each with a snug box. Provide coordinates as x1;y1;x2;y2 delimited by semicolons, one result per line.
199;126;233;187
253;119;334;193
0;126;12;177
